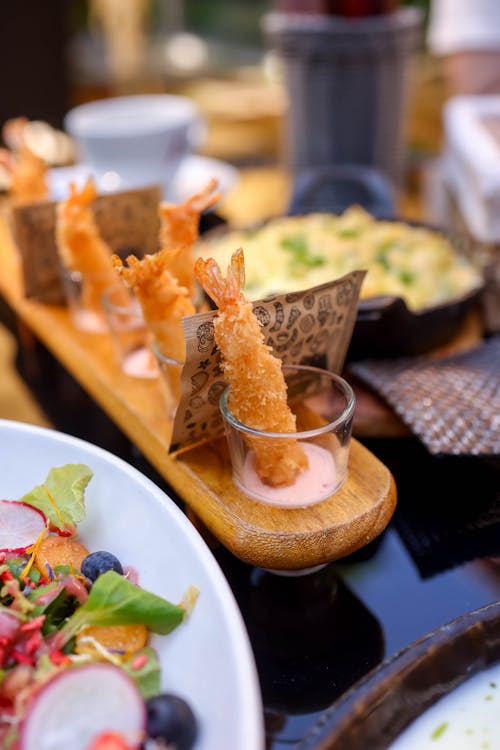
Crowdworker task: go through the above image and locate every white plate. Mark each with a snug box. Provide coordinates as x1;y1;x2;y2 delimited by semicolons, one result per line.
48;154;239;204
0;419;264;750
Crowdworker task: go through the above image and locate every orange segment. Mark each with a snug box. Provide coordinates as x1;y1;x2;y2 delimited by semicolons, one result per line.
35;536;89;577
76;624;148;656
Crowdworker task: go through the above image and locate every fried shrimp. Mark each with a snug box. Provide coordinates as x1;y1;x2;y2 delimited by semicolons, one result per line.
55;178;129;312
159;178;220;297
195;248;308;487
112;246;195;363
0;117;48;205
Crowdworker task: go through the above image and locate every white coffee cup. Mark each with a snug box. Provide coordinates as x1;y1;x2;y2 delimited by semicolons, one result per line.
64;94;206;192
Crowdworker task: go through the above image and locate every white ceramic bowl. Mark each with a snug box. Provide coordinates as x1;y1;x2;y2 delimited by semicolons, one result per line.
64;94;206;192
0;419;264;750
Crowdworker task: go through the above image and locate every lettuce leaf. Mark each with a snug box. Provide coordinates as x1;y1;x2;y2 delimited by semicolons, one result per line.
20;464;93;535
60;571;185;643
122;647;161;699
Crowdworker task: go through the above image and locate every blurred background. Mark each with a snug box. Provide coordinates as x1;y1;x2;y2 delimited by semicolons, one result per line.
0;0;437;173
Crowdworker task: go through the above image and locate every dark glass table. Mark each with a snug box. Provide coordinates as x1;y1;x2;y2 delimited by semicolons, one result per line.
9;329;500;749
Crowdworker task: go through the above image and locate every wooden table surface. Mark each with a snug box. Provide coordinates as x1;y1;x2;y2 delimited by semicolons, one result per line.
0;182;397;571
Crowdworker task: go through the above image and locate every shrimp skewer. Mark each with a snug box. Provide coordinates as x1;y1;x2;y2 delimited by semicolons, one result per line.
55;178;129;313
159;178;220;297
195;248;308;488
112;246;195;364
0;117;48;205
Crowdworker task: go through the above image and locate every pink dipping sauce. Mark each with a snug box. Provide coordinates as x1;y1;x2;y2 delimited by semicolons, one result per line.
122;348;158;379
240;442;338;508
72;309;107;333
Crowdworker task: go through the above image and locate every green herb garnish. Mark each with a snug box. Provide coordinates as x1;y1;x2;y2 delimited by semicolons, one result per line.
27;567;41;584
337;228;361;239
41;589;80;635
374;242;393;270
399;269;415;285
281;235;325;272
431;722;449;740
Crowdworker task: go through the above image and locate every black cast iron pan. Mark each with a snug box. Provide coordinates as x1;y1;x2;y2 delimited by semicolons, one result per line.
296;599;500;750
200;164;485;360
291;165;484;359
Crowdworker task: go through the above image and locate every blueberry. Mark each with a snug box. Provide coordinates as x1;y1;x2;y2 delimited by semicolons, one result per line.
81;551;123;582
146;694;198;750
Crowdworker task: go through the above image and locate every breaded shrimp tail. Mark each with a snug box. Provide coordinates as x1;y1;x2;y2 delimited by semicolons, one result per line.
112;246;195;364
56;179;111;272
195;248;308;487
0;117;48;206
55;178;129;311
159;179;221;296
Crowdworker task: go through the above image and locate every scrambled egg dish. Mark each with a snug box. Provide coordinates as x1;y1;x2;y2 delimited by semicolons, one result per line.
196;207;482;310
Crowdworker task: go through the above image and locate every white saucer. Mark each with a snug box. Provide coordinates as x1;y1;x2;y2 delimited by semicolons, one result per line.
48;154;239;204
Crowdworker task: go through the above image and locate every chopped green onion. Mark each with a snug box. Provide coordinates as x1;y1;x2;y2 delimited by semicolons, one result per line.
431;722;449;740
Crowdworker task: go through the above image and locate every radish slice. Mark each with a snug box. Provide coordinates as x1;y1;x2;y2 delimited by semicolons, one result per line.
0;500;46;553
19;663;146;750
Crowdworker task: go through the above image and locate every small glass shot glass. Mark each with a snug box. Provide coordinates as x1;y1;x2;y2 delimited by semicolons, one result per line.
101;285;158;379
59;267;114;333
151;341;184;419
219;364;355;509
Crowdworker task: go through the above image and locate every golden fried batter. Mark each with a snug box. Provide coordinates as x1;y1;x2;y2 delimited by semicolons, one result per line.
0;116;48;205
159;178;220;297
55;178;129;312
195;248;308;487
112;246;195;363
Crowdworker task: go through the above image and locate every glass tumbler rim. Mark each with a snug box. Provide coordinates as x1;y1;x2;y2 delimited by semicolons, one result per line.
62;267;116;282
100;282;141;316
149;339;185;367
219;363;355;440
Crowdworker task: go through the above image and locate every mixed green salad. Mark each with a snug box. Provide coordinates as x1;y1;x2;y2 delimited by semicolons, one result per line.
0;464;198;750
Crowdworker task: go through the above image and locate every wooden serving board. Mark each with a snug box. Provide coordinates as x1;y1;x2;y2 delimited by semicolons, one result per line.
179;437;396;569
0;225;397;570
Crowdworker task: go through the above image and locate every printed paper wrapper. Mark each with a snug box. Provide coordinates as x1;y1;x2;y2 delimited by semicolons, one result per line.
10;185;161;303
170;269;365;453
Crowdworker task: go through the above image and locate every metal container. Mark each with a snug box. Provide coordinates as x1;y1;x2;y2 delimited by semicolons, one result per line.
263;7;422;184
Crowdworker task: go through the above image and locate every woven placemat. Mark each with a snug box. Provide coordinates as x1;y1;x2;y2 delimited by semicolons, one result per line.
349;336;500;456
